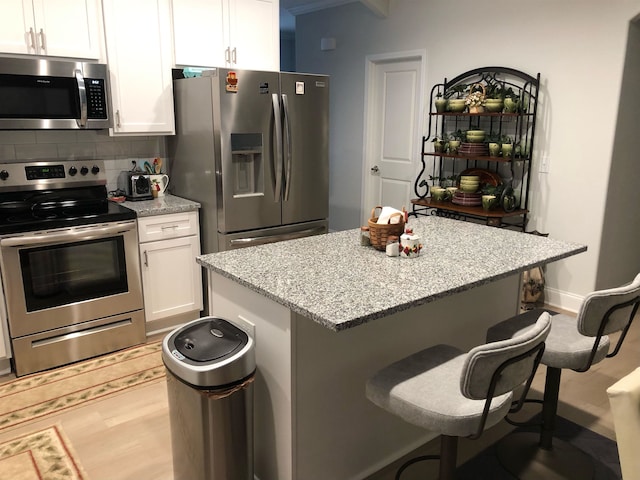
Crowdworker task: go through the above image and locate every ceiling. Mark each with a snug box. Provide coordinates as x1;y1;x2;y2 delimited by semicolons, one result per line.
280;0;358;16
280;0;388;32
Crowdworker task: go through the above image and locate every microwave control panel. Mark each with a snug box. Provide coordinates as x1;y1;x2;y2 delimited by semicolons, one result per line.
86;78;108;119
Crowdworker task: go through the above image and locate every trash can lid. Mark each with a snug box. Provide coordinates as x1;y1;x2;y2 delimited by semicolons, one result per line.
174;317;247;362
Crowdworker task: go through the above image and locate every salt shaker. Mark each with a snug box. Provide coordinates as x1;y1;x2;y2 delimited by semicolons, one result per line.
385;235;399;257
360;226;371;246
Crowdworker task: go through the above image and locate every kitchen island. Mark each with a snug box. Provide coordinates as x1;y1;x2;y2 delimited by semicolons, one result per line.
198;216;586;480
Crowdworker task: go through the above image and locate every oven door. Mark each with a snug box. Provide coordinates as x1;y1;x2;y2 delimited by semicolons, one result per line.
0;220;143;339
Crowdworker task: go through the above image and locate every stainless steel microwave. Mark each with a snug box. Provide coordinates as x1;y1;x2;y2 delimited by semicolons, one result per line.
0;57;111;130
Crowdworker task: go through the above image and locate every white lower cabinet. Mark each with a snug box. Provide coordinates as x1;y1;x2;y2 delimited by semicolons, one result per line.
138;211;203;335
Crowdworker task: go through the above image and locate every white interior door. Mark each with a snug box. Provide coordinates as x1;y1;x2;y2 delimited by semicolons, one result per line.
363;55;423;221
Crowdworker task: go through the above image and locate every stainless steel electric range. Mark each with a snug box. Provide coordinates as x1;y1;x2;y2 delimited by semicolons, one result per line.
0;160;145;376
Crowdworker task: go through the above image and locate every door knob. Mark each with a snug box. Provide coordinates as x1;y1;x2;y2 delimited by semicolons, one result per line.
371;165;379;173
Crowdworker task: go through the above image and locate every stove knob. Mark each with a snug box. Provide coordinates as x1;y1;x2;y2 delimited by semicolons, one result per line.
91;165;100;175
69;166;78;176
0;170;8;181
80;166;89;176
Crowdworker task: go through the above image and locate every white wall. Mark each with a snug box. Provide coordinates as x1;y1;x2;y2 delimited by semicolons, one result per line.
295;0;640;308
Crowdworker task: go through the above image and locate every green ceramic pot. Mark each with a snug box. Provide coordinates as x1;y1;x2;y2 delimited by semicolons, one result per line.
484;99;504;112
448;99;466;112
435;98;447;113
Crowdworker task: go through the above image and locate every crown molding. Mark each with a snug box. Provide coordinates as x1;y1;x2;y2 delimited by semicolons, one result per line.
287;0;388;18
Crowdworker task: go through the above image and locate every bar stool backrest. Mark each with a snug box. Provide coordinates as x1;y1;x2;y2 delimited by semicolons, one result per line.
461;312;551;400
577;273;640;337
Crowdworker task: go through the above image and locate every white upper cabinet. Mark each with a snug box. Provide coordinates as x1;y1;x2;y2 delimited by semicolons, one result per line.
227;0;279;71
172;0;280;71
172;0;226;68
0;0;101;59
102;0;175;135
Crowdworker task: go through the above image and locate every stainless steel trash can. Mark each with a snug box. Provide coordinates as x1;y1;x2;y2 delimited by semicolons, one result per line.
162;316;255;480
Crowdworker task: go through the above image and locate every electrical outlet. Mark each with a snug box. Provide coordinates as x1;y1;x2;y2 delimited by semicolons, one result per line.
539;155;550;174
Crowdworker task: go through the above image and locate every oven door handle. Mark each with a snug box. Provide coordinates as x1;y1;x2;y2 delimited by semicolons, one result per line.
0;222;136;247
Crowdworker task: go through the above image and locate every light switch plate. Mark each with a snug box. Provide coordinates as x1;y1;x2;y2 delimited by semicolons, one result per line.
539;155;550;173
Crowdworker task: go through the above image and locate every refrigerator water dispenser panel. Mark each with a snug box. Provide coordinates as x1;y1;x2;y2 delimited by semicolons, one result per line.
231;133;264;197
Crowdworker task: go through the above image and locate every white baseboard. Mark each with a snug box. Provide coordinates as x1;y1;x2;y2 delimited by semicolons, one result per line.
544;287;584;314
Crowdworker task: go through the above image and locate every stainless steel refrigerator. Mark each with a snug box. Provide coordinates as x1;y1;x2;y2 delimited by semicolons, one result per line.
169;68;329;254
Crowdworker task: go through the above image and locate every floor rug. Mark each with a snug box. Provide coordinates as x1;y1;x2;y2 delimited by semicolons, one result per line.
0;424;88;480
0;342;164;432
457;415;621;479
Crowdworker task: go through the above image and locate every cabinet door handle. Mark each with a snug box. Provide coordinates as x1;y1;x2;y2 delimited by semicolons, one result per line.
39;28;46;52
28;28;36;52
144;250;148;267
231;47;237;65
116;110;121;128
225;47;231;64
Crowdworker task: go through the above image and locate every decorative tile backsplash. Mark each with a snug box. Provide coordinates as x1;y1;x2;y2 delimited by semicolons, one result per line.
0;130;168;192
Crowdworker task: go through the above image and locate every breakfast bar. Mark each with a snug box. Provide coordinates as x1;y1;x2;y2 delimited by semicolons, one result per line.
197;217;586;480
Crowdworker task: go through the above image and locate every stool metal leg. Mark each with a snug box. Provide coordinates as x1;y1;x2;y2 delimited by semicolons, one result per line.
496;367;595;479
439;435;458;480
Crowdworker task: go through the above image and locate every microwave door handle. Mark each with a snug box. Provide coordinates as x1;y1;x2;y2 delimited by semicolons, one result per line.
272;93;283;200
75;69;88;128
282;94;292;201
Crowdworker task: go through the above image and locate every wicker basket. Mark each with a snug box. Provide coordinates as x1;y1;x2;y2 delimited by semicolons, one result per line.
367;206;406;251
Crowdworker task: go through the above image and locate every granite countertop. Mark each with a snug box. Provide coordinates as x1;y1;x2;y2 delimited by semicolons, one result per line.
198;216;587;332
121;195;200;217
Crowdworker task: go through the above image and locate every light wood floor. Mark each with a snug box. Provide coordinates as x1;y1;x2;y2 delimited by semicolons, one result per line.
0;314;637;480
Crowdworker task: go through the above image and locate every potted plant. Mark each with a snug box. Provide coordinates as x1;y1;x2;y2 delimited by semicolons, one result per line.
487;131;501;157
428;174;442;187
501;135;513;158
432;134;447;153
448;130;463;154
484;81;506;112
446;84;468;112
504;92;519;113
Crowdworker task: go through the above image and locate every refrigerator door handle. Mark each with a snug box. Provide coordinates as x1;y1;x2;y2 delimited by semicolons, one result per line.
228;226;327;248
272;93;284;201
282;94;292;201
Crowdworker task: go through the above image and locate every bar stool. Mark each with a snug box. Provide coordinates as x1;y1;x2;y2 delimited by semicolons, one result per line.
486;273;640;479
366;312;551;480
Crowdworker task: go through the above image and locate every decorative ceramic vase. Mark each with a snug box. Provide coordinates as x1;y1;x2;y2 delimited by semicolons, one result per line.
468;105;485;114
482;195;497;211
502;143;513;158
435;98;447;113
430;187;446;201
433;140;445;153
489;142;500;157
504;97;519;113
448;140;460;154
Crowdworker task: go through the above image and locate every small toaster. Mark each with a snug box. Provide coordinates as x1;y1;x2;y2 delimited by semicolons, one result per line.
117;171;153;201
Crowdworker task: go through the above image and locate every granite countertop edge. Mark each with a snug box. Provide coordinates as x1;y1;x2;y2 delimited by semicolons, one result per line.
197;218;587;331
121;195;201;217
198;247;586;332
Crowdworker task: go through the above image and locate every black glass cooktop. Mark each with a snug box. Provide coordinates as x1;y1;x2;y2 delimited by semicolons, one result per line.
0;185;136;235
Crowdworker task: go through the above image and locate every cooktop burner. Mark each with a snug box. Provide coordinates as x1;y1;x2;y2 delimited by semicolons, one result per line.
0;161;136;235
